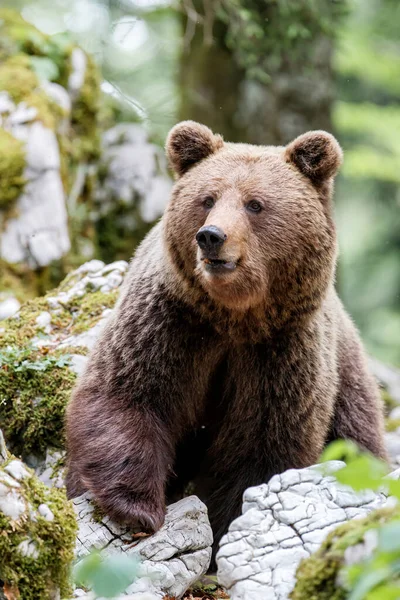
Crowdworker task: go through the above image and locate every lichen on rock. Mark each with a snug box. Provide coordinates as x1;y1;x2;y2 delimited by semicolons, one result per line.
0;259;128;460
0;443;77;600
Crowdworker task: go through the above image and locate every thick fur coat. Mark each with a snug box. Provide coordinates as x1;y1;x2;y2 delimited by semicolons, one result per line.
66;122;387;560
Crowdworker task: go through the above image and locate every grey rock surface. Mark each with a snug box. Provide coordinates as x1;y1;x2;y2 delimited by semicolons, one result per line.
217;462;393;600
0;430;7;465
0;92;71;268
0;295;20;320
73;493;213;599
95;123;172;224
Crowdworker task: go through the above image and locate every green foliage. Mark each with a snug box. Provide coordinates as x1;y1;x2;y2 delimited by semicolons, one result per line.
328;0;400;365
73;551;141;598
215;0;348;81
0;345;72;372
292;441;400;599
335;102;400;184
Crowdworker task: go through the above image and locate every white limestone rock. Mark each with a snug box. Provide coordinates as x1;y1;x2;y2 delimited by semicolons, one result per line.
68;48;87;99
4;459;31;481
33;449;66;489
217;462;392;600
73;494;213;599
0;430;7;464
0;295;20;320
1;121;70;267
95;123;172;225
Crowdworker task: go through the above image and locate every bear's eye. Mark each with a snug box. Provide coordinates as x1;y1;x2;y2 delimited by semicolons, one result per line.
203;196;215;209
247;200;262;213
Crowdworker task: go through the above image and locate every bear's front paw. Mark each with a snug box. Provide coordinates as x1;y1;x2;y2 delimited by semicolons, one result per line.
97;486;166;533
127;501;165;533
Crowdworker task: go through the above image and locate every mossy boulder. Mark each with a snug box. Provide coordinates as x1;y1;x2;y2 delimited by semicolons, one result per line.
0;447;77;600
290;506;400;600
0;8;102;299
0;259;128;460
0;8;99;151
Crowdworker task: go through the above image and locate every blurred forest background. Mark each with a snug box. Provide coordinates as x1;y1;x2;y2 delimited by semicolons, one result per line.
1;0;399;364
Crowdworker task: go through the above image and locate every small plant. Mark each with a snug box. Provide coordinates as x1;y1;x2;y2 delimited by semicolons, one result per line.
0;344;72;372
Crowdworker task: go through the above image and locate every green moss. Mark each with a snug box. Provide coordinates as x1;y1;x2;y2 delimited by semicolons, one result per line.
0;129;25;209
0;296;52;348
0;267;119;457
0;345;77;456
92;502;107;524
67;289;119;334
0;458;77;599
0;261;37;301
0;283;117;350
0;54;64;131
385;418;400;432
290;507;400;600
0;55;37;100
70;54;101;162
382;388;398;414
0;8;49;52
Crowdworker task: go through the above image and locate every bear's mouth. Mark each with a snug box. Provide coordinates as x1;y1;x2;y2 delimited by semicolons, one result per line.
202;258;237;273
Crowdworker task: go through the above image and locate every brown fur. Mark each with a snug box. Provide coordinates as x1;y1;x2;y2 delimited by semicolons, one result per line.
66;122;387;564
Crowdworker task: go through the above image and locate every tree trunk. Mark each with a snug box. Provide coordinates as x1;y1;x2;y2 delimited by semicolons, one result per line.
179;3;334;145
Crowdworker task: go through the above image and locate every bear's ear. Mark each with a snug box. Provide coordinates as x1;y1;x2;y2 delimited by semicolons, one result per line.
166;121;224;176
285;131;343;184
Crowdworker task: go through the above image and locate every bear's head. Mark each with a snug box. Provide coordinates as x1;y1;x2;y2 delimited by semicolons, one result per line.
164;121;342;319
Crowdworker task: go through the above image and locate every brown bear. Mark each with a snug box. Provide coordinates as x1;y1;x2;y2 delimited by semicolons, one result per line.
66;121;387;562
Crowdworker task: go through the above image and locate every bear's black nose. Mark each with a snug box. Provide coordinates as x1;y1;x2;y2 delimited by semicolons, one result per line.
196;226;226;252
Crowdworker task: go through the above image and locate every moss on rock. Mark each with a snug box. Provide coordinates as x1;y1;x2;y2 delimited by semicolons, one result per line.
0;128;25;208
0;261;126;458
382;388;398;415
385;417;400;432
290;507;400;600
0;9;103;298
69;53;101;162
0;454;77;600
0;345;77;456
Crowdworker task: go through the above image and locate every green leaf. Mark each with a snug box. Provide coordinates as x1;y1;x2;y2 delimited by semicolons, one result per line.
367;584;400;600
335;455;388;491
387;479;400;500
73;551;141;598
348;567;390;600
30;56;59;82
378;522;400;553
73;551;103;586
320;439;360;463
